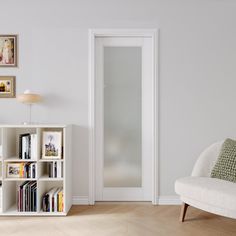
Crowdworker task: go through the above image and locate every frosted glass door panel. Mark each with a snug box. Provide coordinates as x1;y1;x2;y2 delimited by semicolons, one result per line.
104;47;142;187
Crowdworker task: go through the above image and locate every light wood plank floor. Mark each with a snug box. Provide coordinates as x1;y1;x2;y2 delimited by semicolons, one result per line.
0;203;236;236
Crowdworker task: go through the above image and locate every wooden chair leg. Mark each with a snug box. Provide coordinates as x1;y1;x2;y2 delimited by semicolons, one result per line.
179;203;189;222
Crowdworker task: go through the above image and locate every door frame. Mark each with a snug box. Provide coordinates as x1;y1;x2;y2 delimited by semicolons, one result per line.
88;29;159;205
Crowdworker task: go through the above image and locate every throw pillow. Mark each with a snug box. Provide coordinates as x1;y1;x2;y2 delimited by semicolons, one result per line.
211;138;236;182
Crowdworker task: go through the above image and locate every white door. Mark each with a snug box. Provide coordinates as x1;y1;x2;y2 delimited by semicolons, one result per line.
95;36;154;201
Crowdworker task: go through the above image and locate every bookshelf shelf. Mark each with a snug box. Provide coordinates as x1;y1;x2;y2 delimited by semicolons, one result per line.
0;124;72;216
4;205;67;216
39;159;64;162
4;178;37;181
38;210;67;216
4;158;37;162
5;205;38;215
39;175;63;181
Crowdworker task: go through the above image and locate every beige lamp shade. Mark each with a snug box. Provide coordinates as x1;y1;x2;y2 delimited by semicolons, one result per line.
17;90;42;104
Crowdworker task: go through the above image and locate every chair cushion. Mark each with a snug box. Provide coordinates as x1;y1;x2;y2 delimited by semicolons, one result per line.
175;177;236;211
211;138;236;183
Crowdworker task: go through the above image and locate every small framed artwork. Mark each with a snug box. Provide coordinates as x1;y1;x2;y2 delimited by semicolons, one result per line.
0;76;15;98
42;131;62;159
7;163;20;178
0;35;17;67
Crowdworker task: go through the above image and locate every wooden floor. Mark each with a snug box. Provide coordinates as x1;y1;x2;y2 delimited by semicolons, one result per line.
0;203;236;236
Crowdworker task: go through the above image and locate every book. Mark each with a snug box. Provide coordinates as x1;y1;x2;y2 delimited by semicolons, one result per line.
42;194;49;212
48;162;52;178
61;162;63;178
29;182;36;211
19;133;37;160
17;181;37;212
30;163;36;179
7;162;36;179
57;161;61;178
32;184;37;212
20;134;30;159
58;189;63;212
54;161;57;178
48;161;63;178
53;188;61;212
30;134;37;160
22;182;28;211
48;188;58;212
42;187;63;212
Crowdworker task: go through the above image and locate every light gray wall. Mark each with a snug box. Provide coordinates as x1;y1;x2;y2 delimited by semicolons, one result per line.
0;0;236;198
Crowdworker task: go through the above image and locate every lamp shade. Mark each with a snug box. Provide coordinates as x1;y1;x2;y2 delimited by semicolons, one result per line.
17;90;42;104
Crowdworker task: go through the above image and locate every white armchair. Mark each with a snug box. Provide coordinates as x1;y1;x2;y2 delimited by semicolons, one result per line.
175;141;236;221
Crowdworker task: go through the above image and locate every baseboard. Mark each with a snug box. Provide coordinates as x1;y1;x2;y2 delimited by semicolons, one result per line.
72;196;89;205
157;195;181;205
72;195;181;205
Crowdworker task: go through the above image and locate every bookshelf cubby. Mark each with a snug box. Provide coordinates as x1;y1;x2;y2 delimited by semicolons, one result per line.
0;124;72;216
39;160;64;180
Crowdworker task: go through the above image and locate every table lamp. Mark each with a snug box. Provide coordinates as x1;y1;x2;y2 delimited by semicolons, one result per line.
17;90;42;124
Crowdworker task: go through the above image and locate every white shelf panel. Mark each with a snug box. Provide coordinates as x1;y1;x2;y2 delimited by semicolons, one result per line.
39;175;63;181
4;205;37;215
39;159;64;162
4;178;37;181
0;124;68;128
4;158;37;162
2;205;66;216
0;212;67;216
39;210;66;216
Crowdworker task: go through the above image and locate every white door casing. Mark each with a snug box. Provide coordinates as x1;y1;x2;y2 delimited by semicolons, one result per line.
88;29;158;205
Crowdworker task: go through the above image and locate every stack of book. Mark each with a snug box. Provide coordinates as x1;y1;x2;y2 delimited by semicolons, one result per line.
7;162;36;178
42;188;63;212
48;161;63;178
17;181;37;212
20;163;36;178
19;133;37;160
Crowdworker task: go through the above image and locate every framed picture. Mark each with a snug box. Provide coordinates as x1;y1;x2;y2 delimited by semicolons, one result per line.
7;163;20;178
42;131;62;159
0;35;17;67
0;76;15;98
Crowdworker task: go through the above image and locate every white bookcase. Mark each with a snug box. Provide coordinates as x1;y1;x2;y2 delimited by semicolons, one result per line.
0;124;72;216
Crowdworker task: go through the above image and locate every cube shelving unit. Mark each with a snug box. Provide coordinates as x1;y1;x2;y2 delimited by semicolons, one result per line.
0;124;72;216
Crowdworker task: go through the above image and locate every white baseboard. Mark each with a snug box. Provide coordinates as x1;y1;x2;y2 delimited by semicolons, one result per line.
157;195;181;205
72;195;181;205
72;196;89;205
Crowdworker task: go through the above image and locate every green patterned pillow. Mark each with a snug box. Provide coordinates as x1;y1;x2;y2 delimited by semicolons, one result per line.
211;138;236;182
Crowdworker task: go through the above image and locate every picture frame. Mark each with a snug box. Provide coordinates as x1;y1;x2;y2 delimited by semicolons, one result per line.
42;131;62;159
0;35;17;67
7;163;20;178
0;76;16;98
